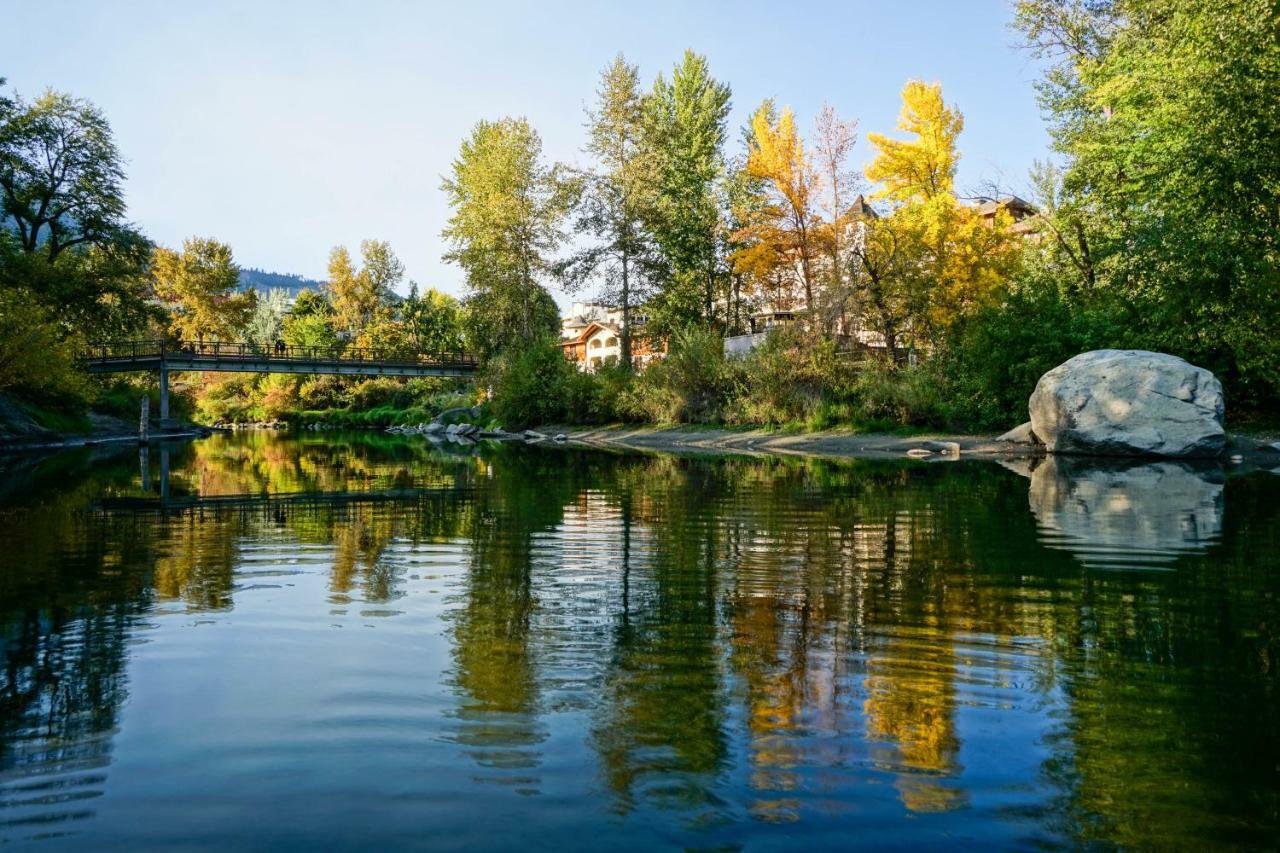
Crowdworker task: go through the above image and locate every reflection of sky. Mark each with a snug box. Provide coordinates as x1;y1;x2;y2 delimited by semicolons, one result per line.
3;437;1277;849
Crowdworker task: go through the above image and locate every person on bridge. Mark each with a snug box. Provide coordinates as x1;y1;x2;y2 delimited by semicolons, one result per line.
275;339;286;357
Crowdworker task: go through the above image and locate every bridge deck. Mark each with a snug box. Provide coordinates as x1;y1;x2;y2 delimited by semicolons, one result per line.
82;341;480;378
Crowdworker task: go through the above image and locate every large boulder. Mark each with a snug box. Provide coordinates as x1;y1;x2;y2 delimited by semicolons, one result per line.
1029;350;1225;458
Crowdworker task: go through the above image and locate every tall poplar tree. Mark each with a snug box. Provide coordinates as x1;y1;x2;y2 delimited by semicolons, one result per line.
558;54;660;368
441;117;572;353
644;51;732;330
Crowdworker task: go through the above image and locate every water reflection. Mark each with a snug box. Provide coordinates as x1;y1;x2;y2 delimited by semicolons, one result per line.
0;436;1276;848
1028;456;1225;570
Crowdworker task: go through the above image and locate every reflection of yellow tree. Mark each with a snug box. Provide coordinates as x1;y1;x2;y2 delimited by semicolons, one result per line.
153;514;239;610
328;507;399;604
864;627;965;814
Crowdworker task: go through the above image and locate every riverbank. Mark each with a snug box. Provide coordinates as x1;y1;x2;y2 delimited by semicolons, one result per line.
0;393;215;454
556;424;1026;461
553;423;1280;468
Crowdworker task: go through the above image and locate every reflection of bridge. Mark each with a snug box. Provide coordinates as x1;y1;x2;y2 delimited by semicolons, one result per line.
92;446;475;516
81;340;480;423
94;485;474;516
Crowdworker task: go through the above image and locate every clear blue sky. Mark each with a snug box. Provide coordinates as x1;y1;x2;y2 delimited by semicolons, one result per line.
5;0;1049;300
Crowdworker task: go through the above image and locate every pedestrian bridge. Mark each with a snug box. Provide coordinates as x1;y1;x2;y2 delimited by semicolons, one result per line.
81;340;480;422
82;340;480;378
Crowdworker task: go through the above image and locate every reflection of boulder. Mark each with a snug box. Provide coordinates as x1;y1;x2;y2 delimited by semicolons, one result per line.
1028;456;1224;569
1029;350;1225;458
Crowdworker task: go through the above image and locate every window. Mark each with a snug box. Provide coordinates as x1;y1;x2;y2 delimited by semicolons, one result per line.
605;337;617;348
590;339;602;349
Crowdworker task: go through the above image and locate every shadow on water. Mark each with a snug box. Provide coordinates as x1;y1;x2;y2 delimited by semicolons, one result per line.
0;433;1276;849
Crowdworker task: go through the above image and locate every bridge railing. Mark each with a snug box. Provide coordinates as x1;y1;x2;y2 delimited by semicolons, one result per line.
81;340;479;368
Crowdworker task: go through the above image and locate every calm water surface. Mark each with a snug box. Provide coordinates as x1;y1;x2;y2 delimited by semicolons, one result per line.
1;434;1277;850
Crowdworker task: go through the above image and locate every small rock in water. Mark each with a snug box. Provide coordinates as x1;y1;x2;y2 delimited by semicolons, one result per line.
554;433;567;442
906;448;933;458
919;440;961;455
997;422;1039;444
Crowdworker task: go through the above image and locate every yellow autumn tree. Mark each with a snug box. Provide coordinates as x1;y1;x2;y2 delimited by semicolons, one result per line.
855;81;1018;351
866;80;963;203
152;237;255;345
735;103;823;311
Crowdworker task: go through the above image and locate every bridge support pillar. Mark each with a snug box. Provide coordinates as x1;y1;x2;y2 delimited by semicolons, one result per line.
158;365;173;428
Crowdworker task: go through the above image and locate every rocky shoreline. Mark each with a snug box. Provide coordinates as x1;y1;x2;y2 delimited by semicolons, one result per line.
552;423;1280;470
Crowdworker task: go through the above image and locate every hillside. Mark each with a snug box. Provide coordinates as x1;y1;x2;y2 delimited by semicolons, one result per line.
237;268;324;297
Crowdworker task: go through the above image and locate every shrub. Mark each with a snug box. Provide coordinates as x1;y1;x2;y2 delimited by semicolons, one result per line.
0;286;89;406
939;283;1125;429
485;336;578;428
726;330;858;427
848;359;950;429
624;326;729;423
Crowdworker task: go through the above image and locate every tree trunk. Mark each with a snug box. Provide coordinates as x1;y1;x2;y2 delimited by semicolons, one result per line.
620;252;632;369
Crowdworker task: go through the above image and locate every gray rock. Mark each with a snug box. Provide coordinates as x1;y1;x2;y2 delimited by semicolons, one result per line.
424;422;444;434
1029;350;1225;458
553;433;567;442
997;422;1039;444
905;447;933;458
919;440;961;455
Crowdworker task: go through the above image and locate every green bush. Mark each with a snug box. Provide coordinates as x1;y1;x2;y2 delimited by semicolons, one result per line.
847;360;949;430
939;283;1125;429
485;336;579;428
0;286;89;407
726;331;858;427
624;326;729;423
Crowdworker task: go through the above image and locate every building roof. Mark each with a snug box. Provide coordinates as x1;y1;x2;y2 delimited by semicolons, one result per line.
975;195;1038;219
559;321;620;349
847;193;879;219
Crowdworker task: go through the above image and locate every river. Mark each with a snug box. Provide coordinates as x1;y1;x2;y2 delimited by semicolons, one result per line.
1;433;1277;849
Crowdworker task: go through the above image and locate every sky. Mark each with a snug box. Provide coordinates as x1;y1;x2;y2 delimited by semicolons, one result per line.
5;0;1051;301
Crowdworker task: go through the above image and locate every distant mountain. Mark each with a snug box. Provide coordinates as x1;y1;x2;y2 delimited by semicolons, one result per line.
237;268;324;297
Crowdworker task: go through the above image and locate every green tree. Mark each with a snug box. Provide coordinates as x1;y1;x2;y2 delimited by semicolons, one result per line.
0;85;152;340
283;311;339;350
441;117;573;351
326;240;403;338
0;89;132;257
151;237;254;344
1014;0;1280;401
644;50;732;330
0;285;87;404
245;288;291;348
290;288;332;319
558;55;661;368
402;284;466;353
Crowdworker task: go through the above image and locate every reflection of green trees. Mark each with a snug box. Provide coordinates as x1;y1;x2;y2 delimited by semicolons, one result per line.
0;452;157;839
2;437;1278;846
